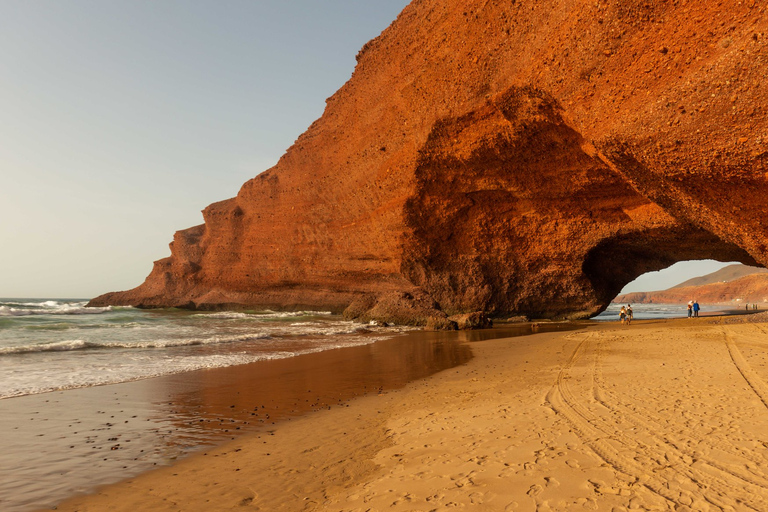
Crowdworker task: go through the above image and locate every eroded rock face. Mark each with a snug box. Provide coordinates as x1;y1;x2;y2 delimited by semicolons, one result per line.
90;0;768;322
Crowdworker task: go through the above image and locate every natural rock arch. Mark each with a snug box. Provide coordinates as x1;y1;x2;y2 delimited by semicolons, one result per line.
401;87;761;319
90;0;768;323
581;228;758;313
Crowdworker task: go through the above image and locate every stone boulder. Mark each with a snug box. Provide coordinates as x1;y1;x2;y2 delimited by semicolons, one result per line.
346;290;446;327
447;312;493;330
425;317;459;331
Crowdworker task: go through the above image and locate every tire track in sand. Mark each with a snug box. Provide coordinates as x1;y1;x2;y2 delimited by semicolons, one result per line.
548;329;768;511
589;330;768;511
589;331;768;506
546;333;682;507
723;326;768;410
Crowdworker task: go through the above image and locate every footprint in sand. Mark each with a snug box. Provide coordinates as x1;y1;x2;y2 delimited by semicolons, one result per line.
469;492;484;504
527;484;544;497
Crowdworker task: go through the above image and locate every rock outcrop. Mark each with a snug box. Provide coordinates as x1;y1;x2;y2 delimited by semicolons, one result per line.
447;312;493;330
90;0;768;323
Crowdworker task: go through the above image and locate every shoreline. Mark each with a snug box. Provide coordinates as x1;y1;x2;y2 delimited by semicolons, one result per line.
47;315;768;511
4;329;473;512
5;322;576;512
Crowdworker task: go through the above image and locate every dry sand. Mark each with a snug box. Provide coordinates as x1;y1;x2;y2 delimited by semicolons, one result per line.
51;319;768;511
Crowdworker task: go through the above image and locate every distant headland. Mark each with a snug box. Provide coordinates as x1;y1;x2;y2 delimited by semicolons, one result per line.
617;264;768;305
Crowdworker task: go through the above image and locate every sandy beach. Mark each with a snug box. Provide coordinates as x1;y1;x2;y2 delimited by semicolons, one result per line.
47;317;768;511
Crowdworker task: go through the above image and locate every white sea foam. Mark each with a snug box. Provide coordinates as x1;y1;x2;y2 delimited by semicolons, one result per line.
0;332;272;355
278;321;413;337
0;335;384;399
0;304;111;317
191;312;254;320
0;339;91;354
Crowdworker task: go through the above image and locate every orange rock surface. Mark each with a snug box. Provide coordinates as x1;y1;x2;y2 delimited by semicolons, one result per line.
90;0;768;321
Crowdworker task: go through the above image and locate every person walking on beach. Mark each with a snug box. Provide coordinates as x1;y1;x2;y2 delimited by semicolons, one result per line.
626;304;633;325
619;305;627;324
693;300;700;318
687;301;693;318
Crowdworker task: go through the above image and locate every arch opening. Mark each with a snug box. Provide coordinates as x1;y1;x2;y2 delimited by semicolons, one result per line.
618;260;742;296
582;226;761;314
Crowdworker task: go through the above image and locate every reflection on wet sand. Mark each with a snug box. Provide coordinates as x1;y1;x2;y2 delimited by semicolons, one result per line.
451;321;582;343
156;331;473;438
0;331;470;512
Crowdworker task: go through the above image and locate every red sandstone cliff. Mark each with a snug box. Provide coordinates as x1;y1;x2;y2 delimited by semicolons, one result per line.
90;0;768;322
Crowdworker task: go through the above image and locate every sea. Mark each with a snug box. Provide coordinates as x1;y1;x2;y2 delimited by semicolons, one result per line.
0;298;419;400
0;298;460;511
0;298;701;400
593;302;708;321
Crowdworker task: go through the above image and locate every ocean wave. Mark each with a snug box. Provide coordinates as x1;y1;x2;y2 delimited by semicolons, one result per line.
22;323;77;331
22;321;150;331
101;332;272;349
0;304;112;317
0;336;386;399
0;339;93;354
0;300;84;308
0;332;272;355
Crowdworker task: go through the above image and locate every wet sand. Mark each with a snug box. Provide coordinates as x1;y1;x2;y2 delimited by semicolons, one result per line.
2;330;475;512
4;323;576;512
45;317;768;511
0;323;584;512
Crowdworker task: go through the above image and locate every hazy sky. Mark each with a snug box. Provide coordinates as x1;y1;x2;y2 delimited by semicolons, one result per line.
0;1;733;299
618;260;738;295
0;1;409;298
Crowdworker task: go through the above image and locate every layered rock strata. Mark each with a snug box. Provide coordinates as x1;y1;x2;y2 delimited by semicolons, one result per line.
91;0;768;322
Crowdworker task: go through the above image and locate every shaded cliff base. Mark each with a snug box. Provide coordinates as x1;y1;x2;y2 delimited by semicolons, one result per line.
90;287;533;330
53;319;768;511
